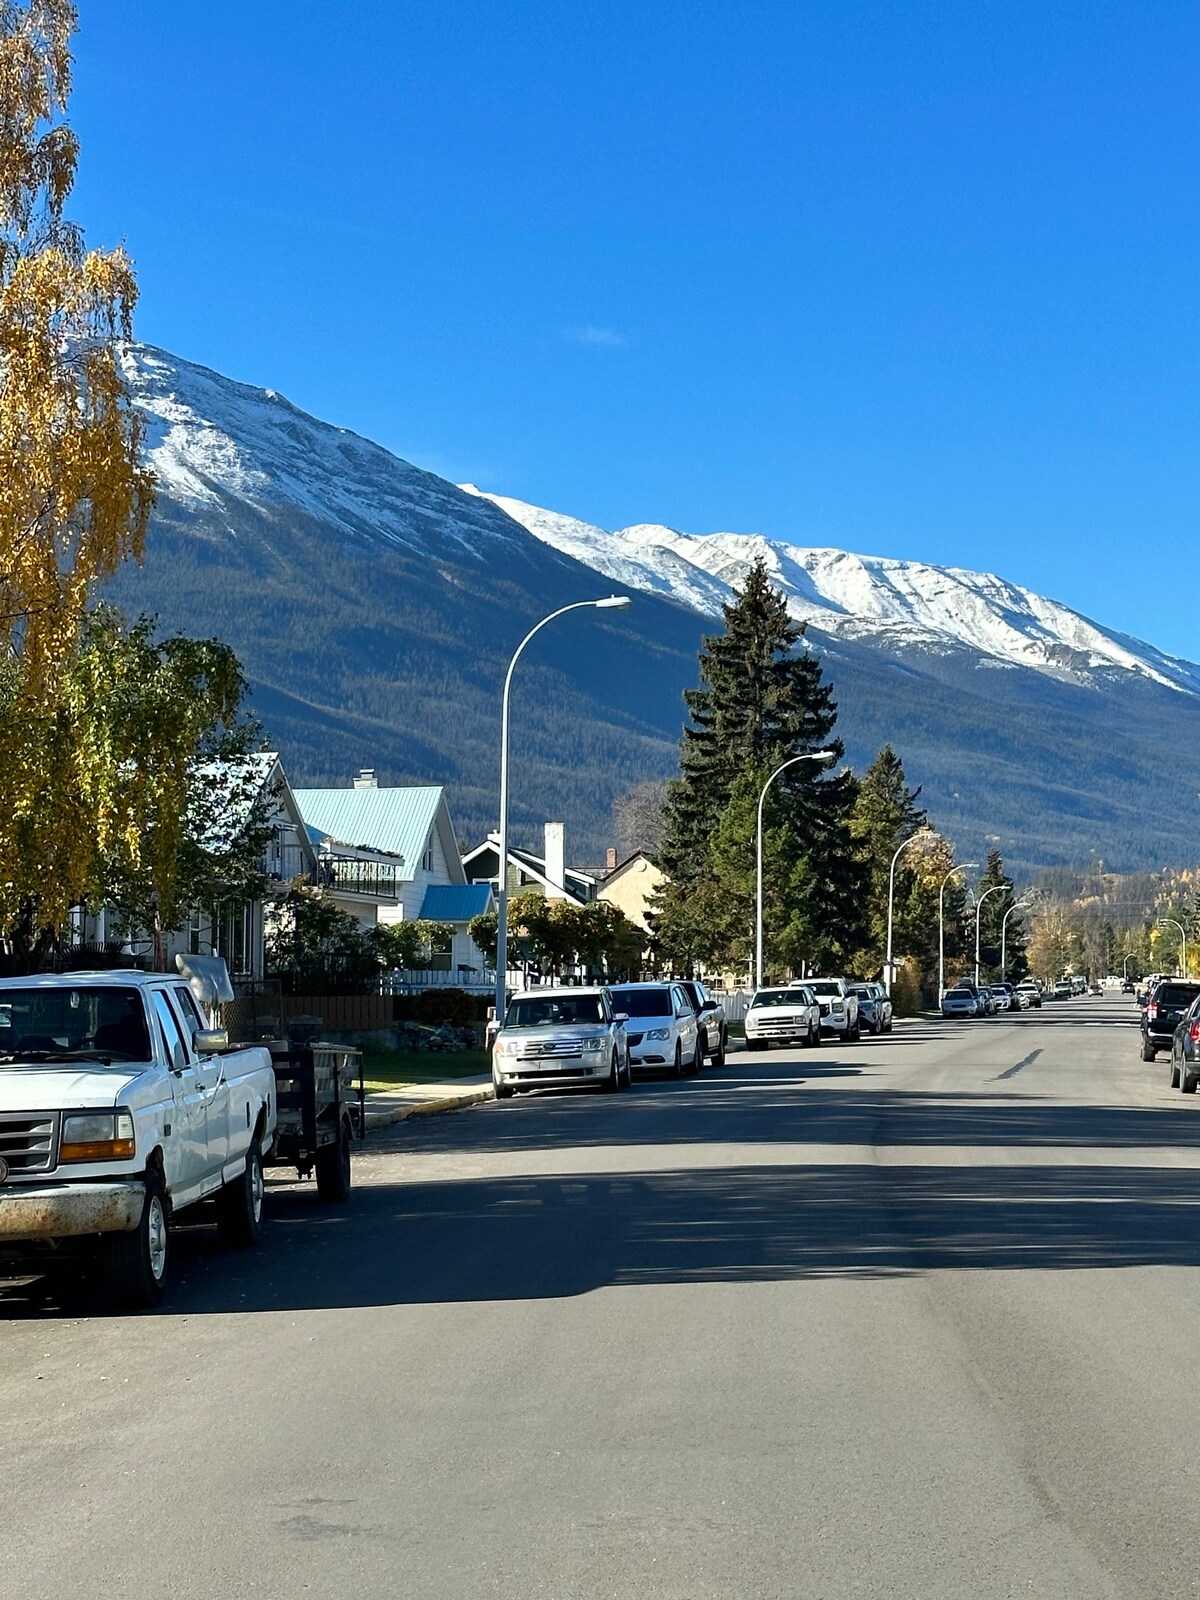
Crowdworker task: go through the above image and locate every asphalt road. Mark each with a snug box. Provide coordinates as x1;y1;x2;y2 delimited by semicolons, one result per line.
6;992;1200;1599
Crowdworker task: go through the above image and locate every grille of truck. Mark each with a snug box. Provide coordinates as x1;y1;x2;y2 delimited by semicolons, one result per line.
0;1111;59;1174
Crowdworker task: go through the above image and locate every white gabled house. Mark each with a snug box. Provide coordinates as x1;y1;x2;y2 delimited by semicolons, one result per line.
462;823;597;907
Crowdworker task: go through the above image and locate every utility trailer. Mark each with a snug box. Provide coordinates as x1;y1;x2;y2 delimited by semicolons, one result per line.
265;1041;364;1203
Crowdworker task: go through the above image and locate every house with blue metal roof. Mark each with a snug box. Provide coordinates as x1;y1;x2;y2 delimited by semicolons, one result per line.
295;770;494;981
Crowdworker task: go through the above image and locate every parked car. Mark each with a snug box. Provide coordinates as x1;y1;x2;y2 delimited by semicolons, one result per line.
1140;979;1200;1062
492;986;630;1098
1170;996;1200;1092
951;980;990;1015
0;970;277;1306
867;981;894;1033
806;978;861;1041
676;980;728;1067
941;988;979;1018
1015;980;1042;1009
847;981;886;1035
1071;975;1087;995
608;982;702;1078
745;985;821;1050
1053;979;1072;999
989;985;1011;1013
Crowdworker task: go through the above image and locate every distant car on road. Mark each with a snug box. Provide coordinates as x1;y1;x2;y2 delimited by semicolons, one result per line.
941;988;979;1018
848;981;892;1035
492;986;630;1098
1015;981;1042;1009
608;982;702;1078
745;985;821;1050
989;985;1011;1013
1141;980;1200;1063
1053;979;1072;999
675;979;728;1067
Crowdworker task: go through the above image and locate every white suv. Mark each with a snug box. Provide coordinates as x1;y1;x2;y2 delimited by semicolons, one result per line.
806;978;861;1041
492;987;630;1098
608;982;702;1078
745;985;821;1049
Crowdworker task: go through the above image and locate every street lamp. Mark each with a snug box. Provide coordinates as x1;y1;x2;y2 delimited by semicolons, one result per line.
1000;897;1033;980
494;596;632;1020
974;883;1009;987
884;829;939;996
938;862;977;1000
754;749;836;990
1123;954;1135;979
1159;918;1188;979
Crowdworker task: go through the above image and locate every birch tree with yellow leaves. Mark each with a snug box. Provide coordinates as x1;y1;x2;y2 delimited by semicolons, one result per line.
0;1;155;950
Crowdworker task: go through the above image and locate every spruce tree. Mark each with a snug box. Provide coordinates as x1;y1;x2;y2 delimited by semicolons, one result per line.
975;849;1028;982
656;557;863;975
849;745;927;970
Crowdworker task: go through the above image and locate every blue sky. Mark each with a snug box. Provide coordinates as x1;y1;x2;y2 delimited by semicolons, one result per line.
71;2;1199;655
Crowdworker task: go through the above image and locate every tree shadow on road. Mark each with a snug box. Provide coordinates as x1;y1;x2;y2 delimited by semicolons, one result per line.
24;1156;1197;1318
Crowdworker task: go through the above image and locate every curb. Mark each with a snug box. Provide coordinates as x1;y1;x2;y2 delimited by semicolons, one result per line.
363;1084;494;1131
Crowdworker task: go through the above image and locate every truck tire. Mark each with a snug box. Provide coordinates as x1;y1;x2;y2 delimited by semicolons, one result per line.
1183;1067;1198;1095
493;1073;514;1100
712;1030;727;1068
316;1117;352;1204
1143;1039;1158;1063
849;1022;861;1042
217;1139;265;1247
106;1169;169;1308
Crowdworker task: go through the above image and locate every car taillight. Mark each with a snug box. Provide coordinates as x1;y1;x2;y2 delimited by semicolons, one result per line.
1148;1003;1158;1021
1191;1022;1200;1044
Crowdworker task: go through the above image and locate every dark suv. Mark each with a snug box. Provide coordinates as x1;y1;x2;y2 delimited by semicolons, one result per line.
1140;980;1200;1061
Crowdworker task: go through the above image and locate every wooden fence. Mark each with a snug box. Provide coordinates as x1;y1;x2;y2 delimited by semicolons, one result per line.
224;991;395;1040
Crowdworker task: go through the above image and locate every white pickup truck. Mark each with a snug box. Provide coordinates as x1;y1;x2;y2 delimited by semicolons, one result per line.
0;969;277;1306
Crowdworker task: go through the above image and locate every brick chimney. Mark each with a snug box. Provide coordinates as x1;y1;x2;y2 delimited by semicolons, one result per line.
606;847;618;872
544;822;566;900
354;768;378;789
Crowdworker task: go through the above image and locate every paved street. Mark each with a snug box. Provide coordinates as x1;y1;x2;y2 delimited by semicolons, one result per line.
7;994;1200;1598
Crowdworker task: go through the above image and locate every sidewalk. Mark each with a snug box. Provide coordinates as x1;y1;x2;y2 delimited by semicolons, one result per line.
361;1072;494;1131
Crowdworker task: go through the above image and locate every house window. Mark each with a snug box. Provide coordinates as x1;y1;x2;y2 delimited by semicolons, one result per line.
187;910;204;956
428;928;453;972
215;903;253;978
422;835;435;873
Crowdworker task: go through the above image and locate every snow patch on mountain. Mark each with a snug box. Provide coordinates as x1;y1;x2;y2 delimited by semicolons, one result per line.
464;488;1200;696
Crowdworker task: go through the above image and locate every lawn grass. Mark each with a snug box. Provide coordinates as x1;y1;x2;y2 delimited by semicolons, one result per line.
359;1047;489;1093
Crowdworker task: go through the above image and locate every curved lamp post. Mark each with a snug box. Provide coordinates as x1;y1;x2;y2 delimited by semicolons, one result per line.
938;861;977;1000
974;883;1009;987
754;750;836;990
1159;917;1188;979
494;596;632;1020
885;829;939;996
1000;897;1033;980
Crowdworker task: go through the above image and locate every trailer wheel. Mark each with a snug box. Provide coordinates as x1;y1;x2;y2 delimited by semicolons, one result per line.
316;1117;352;1204
106;1169;169;1308
217;1139;265;1246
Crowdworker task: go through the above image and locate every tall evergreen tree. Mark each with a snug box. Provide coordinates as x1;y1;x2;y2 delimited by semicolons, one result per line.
848;745;928;971
656;558;863;974
975;848;1028;982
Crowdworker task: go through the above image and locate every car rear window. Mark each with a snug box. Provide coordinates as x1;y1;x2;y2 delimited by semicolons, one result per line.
808;981;842;997
1155;984;1200;1009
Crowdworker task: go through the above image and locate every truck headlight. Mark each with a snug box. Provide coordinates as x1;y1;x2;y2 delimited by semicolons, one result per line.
494;1038;516;1056
61;1110;135;1163
645;1028;670;1041
582;1037;605;1052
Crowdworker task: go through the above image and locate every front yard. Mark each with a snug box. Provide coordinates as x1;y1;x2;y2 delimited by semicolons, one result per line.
359;1046;489;1093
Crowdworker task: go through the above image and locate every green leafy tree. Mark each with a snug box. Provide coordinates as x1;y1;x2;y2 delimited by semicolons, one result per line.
371;919;455;972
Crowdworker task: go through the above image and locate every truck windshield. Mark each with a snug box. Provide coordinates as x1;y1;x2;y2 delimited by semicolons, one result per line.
506;995;605;1028
0;986;152;1063
751;989;809;1008
807;981;842;998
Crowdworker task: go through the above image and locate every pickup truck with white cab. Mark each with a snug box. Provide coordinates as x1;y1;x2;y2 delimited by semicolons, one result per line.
0;970;277;1306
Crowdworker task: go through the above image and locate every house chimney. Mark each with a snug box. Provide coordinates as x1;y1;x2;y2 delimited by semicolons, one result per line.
544;822;566;901
354;768;378;789
606;847;617;872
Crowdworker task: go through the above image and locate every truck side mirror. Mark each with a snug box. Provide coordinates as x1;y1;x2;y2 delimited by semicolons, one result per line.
194;1028;229;1055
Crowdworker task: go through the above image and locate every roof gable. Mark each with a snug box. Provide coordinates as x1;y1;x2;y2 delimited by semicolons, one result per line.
294;785;464;883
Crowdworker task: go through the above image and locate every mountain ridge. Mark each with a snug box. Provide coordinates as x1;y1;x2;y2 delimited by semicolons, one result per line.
105;342;1200;875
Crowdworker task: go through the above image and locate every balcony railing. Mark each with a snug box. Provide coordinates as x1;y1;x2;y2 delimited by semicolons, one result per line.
315;856;398;900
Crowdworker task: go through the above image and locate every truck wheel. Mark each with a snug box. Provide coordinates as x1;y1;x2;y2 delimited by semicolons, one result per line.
217;1139;265;1247
316;1117;352;1204
1184;1067;1197;1095
849;1023;861;1042
493;1072;515;1100
712;1030;727;1068
106;1169;169;1308
1143;1039;1158;1063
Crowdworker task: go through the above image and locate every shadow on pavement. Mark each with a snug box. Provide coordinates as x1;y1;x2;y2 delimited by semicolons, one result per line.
12;1155;1200;1317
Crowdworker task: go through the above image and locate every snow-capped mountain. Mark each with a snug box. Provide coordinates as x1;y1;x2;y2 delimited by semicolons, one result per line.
107;341;1200;872
462;488;1200;697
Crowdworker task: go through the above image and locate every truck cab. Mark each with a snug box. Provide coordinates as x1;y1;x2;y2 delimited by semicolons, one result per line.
0;970;277;1305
